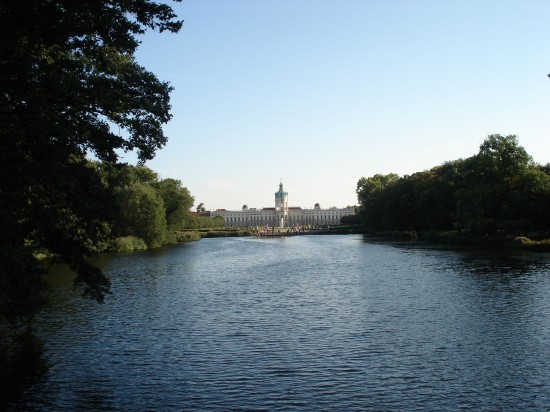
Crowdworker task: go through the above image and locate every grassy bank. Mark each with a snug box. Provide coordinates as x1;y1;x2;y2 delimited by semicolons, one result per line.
362;229;550;251
508;236;550;252
110;231;202;252
201;228;254;238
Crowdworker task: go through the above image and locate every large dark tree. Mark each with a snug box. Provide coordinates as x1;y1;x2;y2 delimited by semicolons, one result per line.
356;173;399;229
0;0;182;325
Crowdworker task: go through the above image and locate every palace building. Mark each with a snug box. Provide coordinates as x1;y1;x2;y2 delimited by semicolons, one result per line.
211;182;355;228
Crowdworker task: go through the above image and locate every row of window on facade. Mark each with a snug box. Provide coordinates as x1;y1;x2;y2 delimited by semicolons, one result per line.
225;212;346;218
226;215;344;223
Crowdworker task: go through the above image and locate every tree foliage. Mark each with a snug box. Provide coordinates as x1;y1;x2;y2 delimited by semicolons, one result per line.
356;173;399;227
155;178;194;230
93;162;210;246
357;135;550;235
184;215;225;229
94;162;220;244
1;0;182;325
115;183;167;249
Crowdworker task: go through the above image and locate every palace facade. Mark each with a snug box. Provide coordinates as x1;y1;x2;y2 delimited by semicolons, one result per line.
211;182;355;227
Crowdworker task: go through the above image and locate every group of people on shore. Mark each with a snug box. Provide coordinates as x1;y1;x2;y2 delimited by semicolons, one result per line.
253;225;317;237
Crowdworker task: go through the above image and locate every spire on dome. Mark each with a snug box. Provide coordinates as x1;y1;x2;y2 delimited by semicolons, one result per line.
274;180;288;203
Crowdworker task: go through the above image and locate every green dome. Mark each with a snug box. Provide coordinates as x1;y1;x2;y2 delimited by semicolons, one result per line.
275;181;288;198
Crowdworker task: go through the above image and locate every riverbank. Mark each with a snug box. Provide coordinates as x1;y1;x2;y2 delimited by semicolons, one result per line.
106;226;550;252
104;227;368;252
365;229;550;252
198;226;369;238
190;227;550;252
109;231;203;252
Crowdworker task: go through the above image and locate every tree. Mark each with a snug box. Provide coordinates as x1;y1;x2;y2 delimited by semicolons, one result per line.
356;173;399;229
115;184;167;248
155;178;194;230
0;1;182;325
478;134;532;176
196;203;206;213
340;214;362;225
456;135;534;233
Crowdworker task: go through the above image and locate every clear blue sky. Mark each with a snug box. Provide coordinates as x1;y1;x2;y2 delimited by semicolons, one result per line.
131;0;550;211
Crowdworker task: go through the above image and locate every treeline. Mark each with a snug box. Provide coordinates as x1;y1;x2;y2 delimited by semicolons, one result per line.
89;161;223;252
356;135;550;236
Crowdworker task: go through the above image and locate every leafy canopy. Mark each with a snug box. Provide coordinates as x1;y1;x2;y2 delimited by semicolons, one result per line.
356;135;550;234
0;0;182;325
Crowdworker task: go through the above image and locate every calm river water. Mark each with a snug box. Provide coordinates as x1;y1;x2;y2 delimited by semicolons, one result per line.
13;235;550;410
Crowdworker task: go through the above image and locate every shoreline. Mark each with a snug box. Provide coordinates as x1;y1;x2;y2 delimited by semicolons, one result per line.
210;227;550;252
102;227;550;253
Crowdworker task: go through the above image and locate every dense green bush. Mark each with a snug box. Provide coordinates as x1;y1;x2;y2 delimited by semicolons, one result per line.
175;231;202;242
115;183;167;248
112;236;148;252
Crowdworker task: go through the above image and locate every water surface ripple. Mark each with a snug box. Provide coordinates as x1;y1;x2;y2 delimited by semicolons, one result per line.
17;235;550;410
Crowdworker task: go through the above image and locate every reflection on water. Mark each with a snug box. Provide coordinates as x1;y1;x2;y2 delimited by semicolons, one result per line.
8;235;550;410
0;328;47;409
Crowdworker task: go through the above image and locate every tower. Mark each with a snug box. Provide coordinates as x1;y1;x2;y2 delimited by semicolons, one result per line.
274;181;288;227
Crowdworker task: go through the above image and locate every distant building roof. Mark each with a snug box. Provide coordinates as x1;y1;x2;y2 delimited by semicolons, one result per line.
262;207;276;211
191;212;210;217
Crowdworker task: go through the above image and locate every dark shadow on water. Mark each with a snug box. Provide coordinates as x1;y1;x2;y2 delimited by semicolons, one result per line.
0;328;48;410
